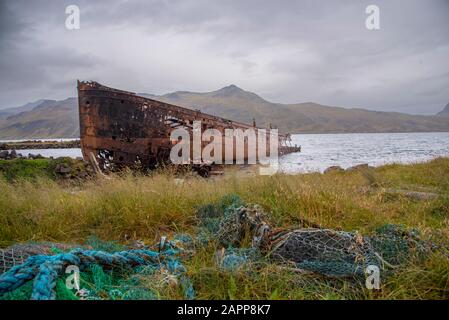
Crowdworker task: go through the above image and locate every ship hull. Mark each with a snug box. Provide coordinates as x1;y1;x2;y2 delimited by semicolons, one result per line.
77;81;300;170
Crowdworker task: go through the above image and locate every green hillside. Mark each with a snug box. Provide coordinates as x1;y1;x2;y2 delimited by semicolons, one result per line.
0;85;448;139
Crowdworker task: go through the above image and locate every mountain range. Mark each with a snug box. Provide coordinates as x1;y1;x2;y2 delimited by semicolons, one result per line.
437;102;449;117
0;85;448;139
0;98;79;139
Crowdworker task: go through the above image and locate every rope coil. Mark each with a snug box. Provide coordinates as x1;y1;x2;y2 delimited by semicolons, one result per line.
0;248;193;300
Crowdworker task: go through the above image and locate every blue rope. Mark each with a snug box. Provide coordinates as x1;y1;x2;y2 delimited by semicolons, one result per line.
0;248;194;300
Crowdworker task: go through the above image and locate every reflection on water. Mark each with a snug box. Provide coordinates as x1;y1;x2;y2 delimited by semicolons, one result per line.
4;132;449;173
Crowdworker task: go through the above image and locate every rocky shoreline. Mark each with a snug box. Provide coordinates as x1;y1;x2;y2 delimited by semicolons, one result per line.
0;149;47;160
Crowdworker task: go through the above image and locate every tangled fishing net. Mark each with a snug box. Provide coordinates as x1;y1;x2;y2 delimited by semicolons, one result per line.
0;237;194;300
0;194;445;300
196;195;443;277
0;243;80;275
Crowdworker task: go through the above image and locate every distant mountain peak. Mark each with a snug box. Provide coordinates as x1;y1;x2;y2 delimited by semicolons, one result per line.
214;84;245;95
222;84;241;90
437;102;449;116
212;84;265;102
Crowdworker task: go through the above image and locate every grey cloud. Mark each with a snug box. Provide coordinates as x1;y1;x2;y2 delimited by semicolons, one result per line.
0;0;448;114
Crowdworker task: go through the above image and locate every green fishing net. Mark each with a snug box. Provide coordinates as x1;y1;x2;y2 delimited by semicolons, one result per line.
196;195;439;278
1;194;444;300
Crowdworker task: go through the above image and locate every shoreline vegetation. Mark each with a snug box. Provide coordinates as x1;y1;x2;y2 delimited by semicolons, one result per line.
0;157;448;299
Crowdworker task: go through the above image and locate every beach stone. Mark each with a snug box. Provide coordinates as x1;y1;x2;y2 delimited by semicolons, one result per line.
324;166;344;174
385;189;439;201
29;153;44;159
0;150;8;159
9;150;17;159
77;171;88;178
55;163;72;174
346;163;371;172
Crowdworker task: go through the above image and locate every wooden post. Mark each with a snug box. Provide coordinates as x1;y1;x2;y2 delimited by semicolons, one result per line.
88;151;108;179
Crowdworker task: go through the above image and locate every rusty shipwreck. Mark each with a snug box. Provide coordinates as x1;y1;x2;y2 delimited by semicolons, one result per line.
77;81;300;175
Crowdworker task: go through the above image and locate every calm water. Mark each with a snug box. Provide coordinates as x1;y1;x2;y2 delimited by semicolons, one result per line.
10;148;83;159
3;132;449;173
280;132;449;173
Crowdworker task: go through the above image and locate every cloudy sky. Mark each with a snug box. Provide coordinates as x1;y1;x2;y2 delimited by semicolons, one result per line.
0;0;448;114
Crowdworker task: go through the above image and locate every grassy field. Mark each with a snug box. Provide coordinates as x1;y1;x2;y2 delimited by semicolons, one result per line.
0;158;89;181
0;158;448;299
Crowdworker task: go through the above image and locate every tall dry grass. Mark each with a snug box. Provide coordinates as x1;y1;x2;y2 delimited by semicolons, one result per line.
0;158;448;299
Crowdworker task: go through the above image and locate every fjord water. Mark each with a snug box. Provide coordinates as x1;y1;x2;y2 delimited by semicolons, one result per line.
280;132;449;173
3;132;449;173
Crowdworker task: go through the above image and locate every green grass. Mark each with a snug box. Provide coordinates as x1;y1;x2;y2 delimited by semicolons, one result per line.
0;158;55;181
0;157;448;299
0;157;87;181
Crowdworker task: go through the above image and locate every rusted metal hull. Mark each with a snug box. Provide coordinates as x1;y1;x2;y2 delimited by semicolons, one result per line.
77;81;300;170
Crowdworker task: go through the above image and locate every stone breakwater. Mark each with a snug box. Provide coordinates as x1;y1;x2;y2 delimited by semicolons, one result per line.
0;140;80;150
